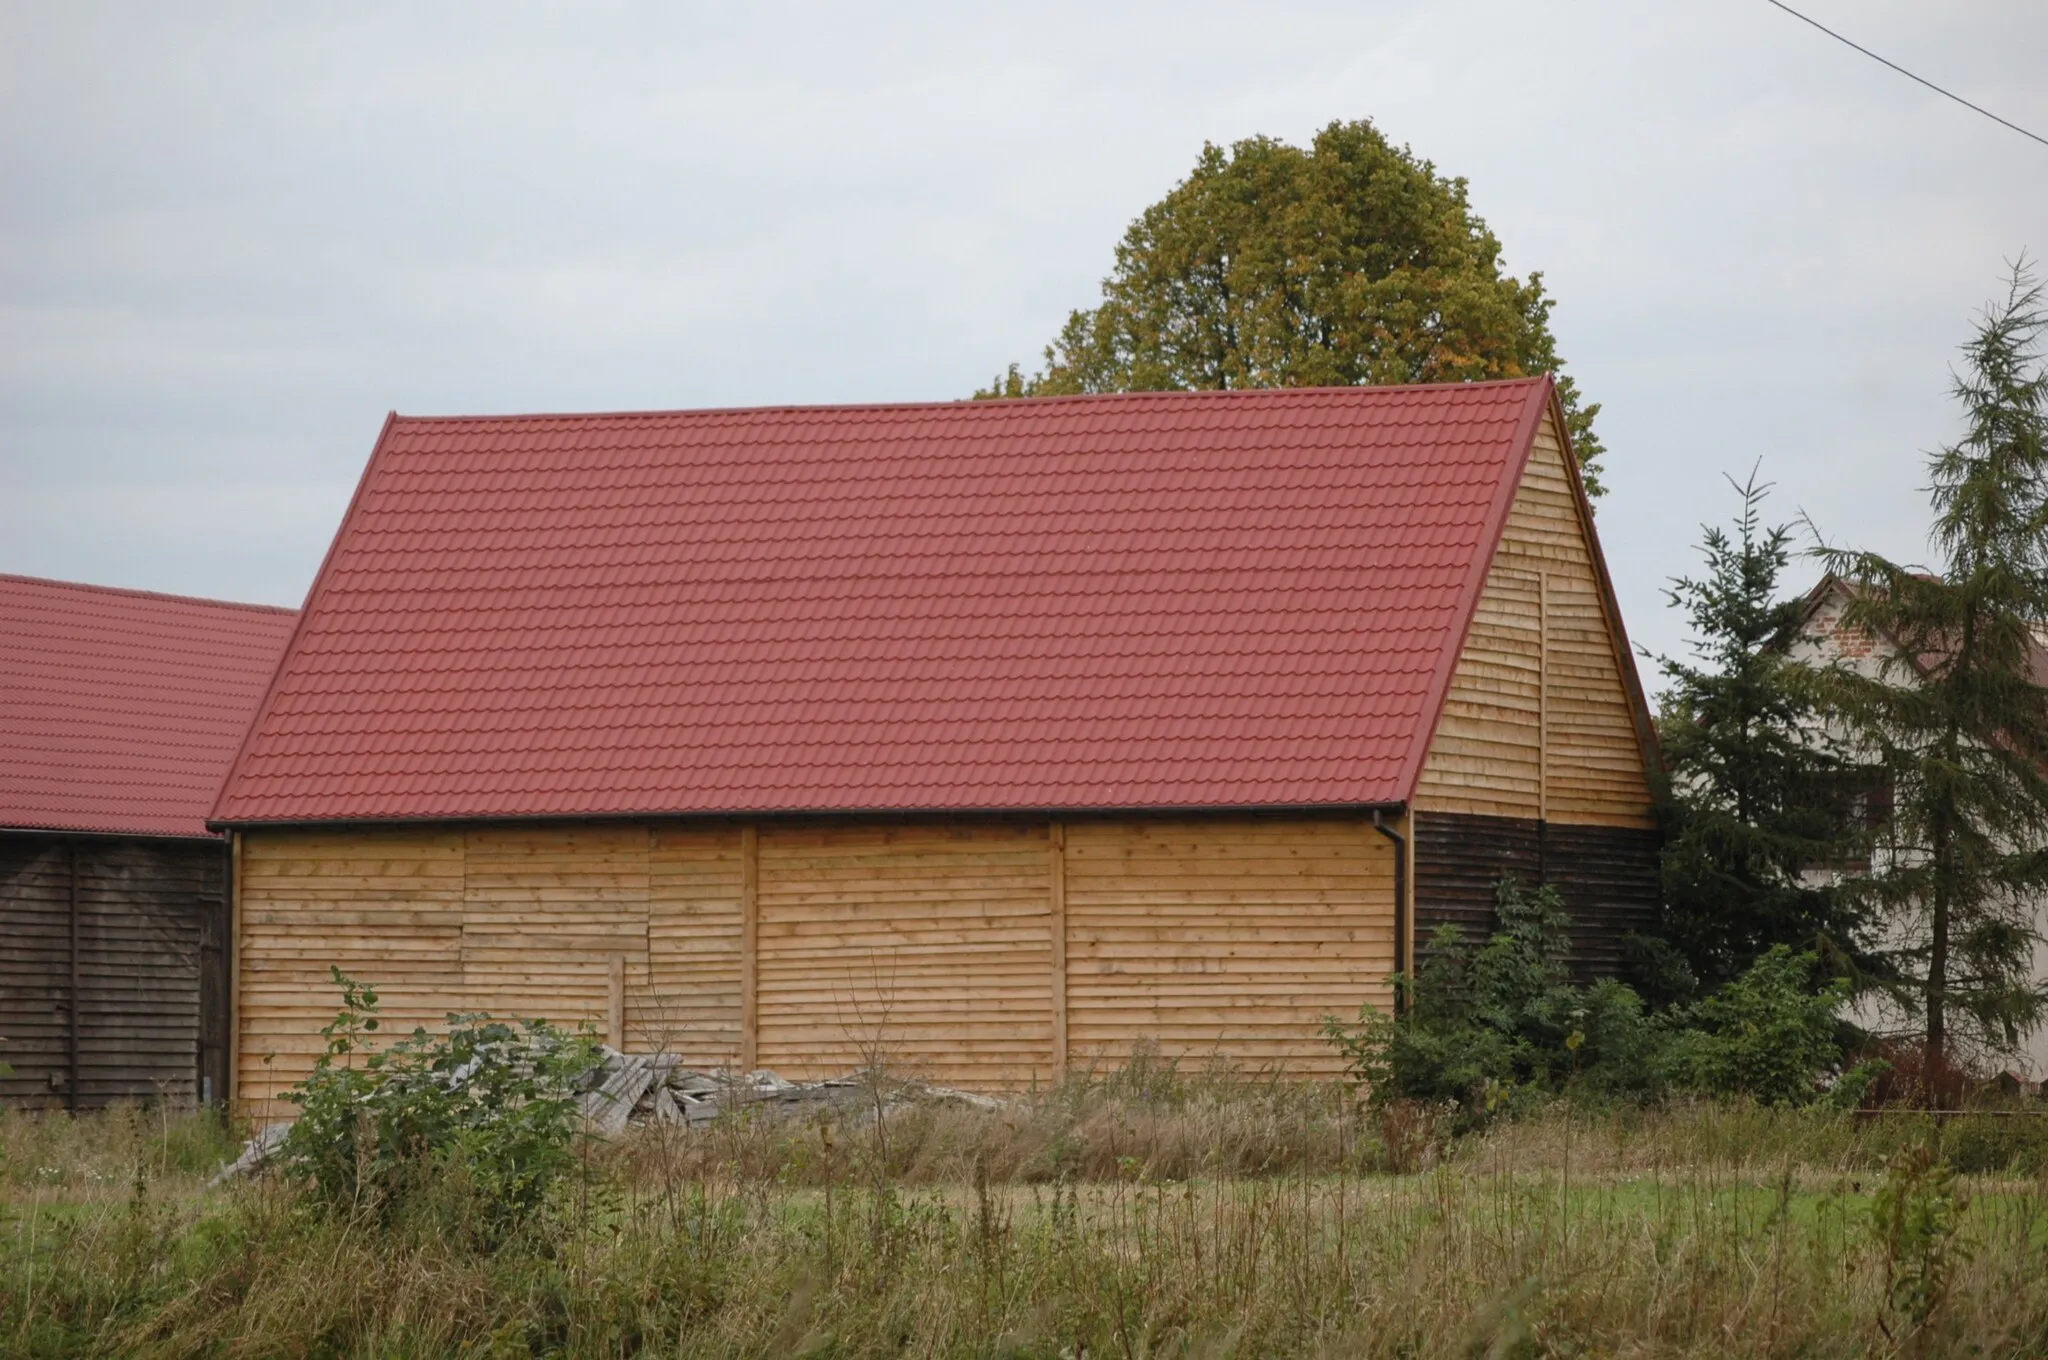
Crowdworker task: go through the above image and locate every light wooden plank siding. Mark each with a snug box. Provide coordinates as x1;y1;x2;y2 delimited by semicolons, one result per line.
754;823;1056;1088
236;828;464;1109
642;825;745;1067
1417;567;1543;818
461;825;650;1038
1415;408;1655;829
238;815;1402;1100
1063;818;1394;1076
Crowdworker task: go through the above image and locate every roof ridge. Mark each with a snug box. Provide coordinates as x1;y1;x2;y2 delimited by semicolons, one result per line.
387;376;1555;427
0;572;297;616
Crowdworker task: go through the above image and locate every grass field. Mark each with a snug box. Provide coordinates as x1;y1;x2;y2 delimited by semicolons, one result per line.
7;1069;2048;1358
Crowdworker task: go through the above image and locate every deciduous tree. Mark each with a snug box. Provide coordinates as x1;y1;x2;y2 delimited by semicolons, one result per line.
980;120;1607;494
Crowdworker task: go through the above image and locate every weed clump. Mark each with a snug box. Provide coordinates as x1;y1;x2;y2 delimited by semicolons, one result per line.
276;968;599;1246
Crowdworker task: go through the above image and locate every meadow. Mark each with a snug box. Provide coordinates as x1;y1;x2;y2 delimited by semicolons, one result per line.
6;1063;2048;1358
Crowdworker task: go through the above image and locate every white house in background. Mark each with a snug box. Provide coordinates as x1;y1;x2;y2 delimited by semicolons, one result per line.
1788;574;2048;1079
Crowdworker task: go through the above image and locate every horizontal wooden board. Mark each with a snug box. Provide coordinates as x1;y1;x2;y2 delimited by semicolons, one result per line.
1414;811;1661;980
236;812;1408;1101
1416;406;1654;830
754;821;1053;1087
1064;817;1393;1077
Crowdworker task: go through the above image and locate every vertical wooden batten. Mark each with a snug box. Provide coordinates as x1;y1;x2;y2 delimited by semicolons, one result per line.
1402;810;1417;987
227;830;241;1109
1537;573;1550;826
739;825;759;1072
66;841;81;1113
606;954;626;1050
1048;821;1067;1081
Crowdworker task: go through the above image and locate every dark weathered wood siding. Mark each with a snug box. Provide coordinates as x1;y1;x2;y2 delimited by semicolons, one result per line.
1413;811;1542;954
1413;811;1659;978
0;833;229;1109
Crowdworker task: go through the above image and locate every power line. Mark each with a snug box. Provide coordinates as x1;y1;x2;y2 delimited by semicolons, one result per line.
1762;0;2048;150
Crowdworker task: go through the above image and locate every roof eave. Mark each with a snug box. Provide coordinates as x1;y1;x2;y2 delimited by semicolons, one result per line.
1551;385;1666;780
2;822;227;842
207;797;1413;835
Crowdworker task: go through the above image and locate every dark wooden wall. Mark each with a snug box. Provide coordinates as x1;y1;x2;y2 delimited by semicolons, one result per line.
1413;812;1660;979
0;833;230;1109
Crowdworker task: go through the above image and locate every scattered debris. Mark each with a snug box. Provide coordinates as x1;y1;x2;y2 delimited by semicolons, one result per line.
922;1084;1004;1113
211;1121;291;1185
577;1049;879;1132
215;1051;1009;1178
573;1051;1009;1129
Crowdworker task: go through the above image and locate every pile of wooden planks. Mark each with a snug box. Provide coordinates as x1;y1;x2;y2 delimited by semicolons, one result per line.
217;1049;1010;1179
579;1052;865;1134
576;1049;1004;1134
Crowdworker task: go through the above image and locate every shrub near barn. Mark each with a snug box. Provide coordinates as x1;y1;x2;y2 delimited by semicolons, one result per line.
1325;879;1875;1126
276;969;598;1247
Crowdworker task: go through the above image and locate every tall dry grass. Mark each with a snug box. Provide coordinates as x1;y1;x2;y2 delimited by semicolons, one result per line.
7;1070;2048;1357
0;1102;239;1201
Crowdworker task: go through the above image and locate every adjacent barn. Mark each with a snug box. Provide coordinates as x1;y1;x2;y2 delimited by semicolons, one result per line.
213;378;1660;1104
0;575;296;1109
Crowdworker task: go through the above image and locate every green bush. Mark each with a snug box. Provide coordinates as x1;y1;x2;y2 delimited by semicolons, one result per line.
1324;879;1663;1127
1664;945;1849;1105
277;969;600;1246
1936;1113;2048;1174
1325;881;1854;1126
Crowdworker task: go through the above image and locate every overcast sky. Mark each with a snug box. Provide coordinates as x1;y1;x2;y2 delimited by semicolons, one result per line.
3;1;2045;679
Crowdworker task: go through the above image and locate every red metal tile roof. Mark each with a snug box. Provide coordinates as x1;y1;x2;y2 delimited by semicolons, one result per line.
1;575;297;838
213;379;1557;824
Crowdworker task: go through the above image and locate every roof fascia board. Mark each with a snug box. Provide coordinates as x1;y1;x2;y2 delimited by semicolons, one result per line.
0;824;227;843
1390;377;1553;803
211;800;1413;834
208;410;400;830
1549;386;1665;781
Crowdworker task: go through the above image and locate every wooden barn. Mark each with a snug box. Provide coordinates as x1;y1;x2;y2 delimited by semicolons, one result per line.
212;378;1661;1105
0;575;296;1109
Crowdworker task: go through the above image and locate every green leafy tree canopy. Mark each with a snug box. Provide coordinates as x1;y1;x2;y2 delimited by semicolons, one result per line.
980;119;1607;493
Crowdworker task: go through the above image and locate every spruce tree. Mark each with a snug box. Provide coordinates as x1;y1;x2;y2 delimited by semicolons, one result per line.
1816;263;2048;1075
1658;471;1865;992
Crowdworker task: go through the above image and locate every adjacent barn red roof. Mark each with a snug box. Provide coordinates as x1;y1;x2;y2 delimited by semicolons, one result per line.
2;575;297;838
213;379;1559;825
